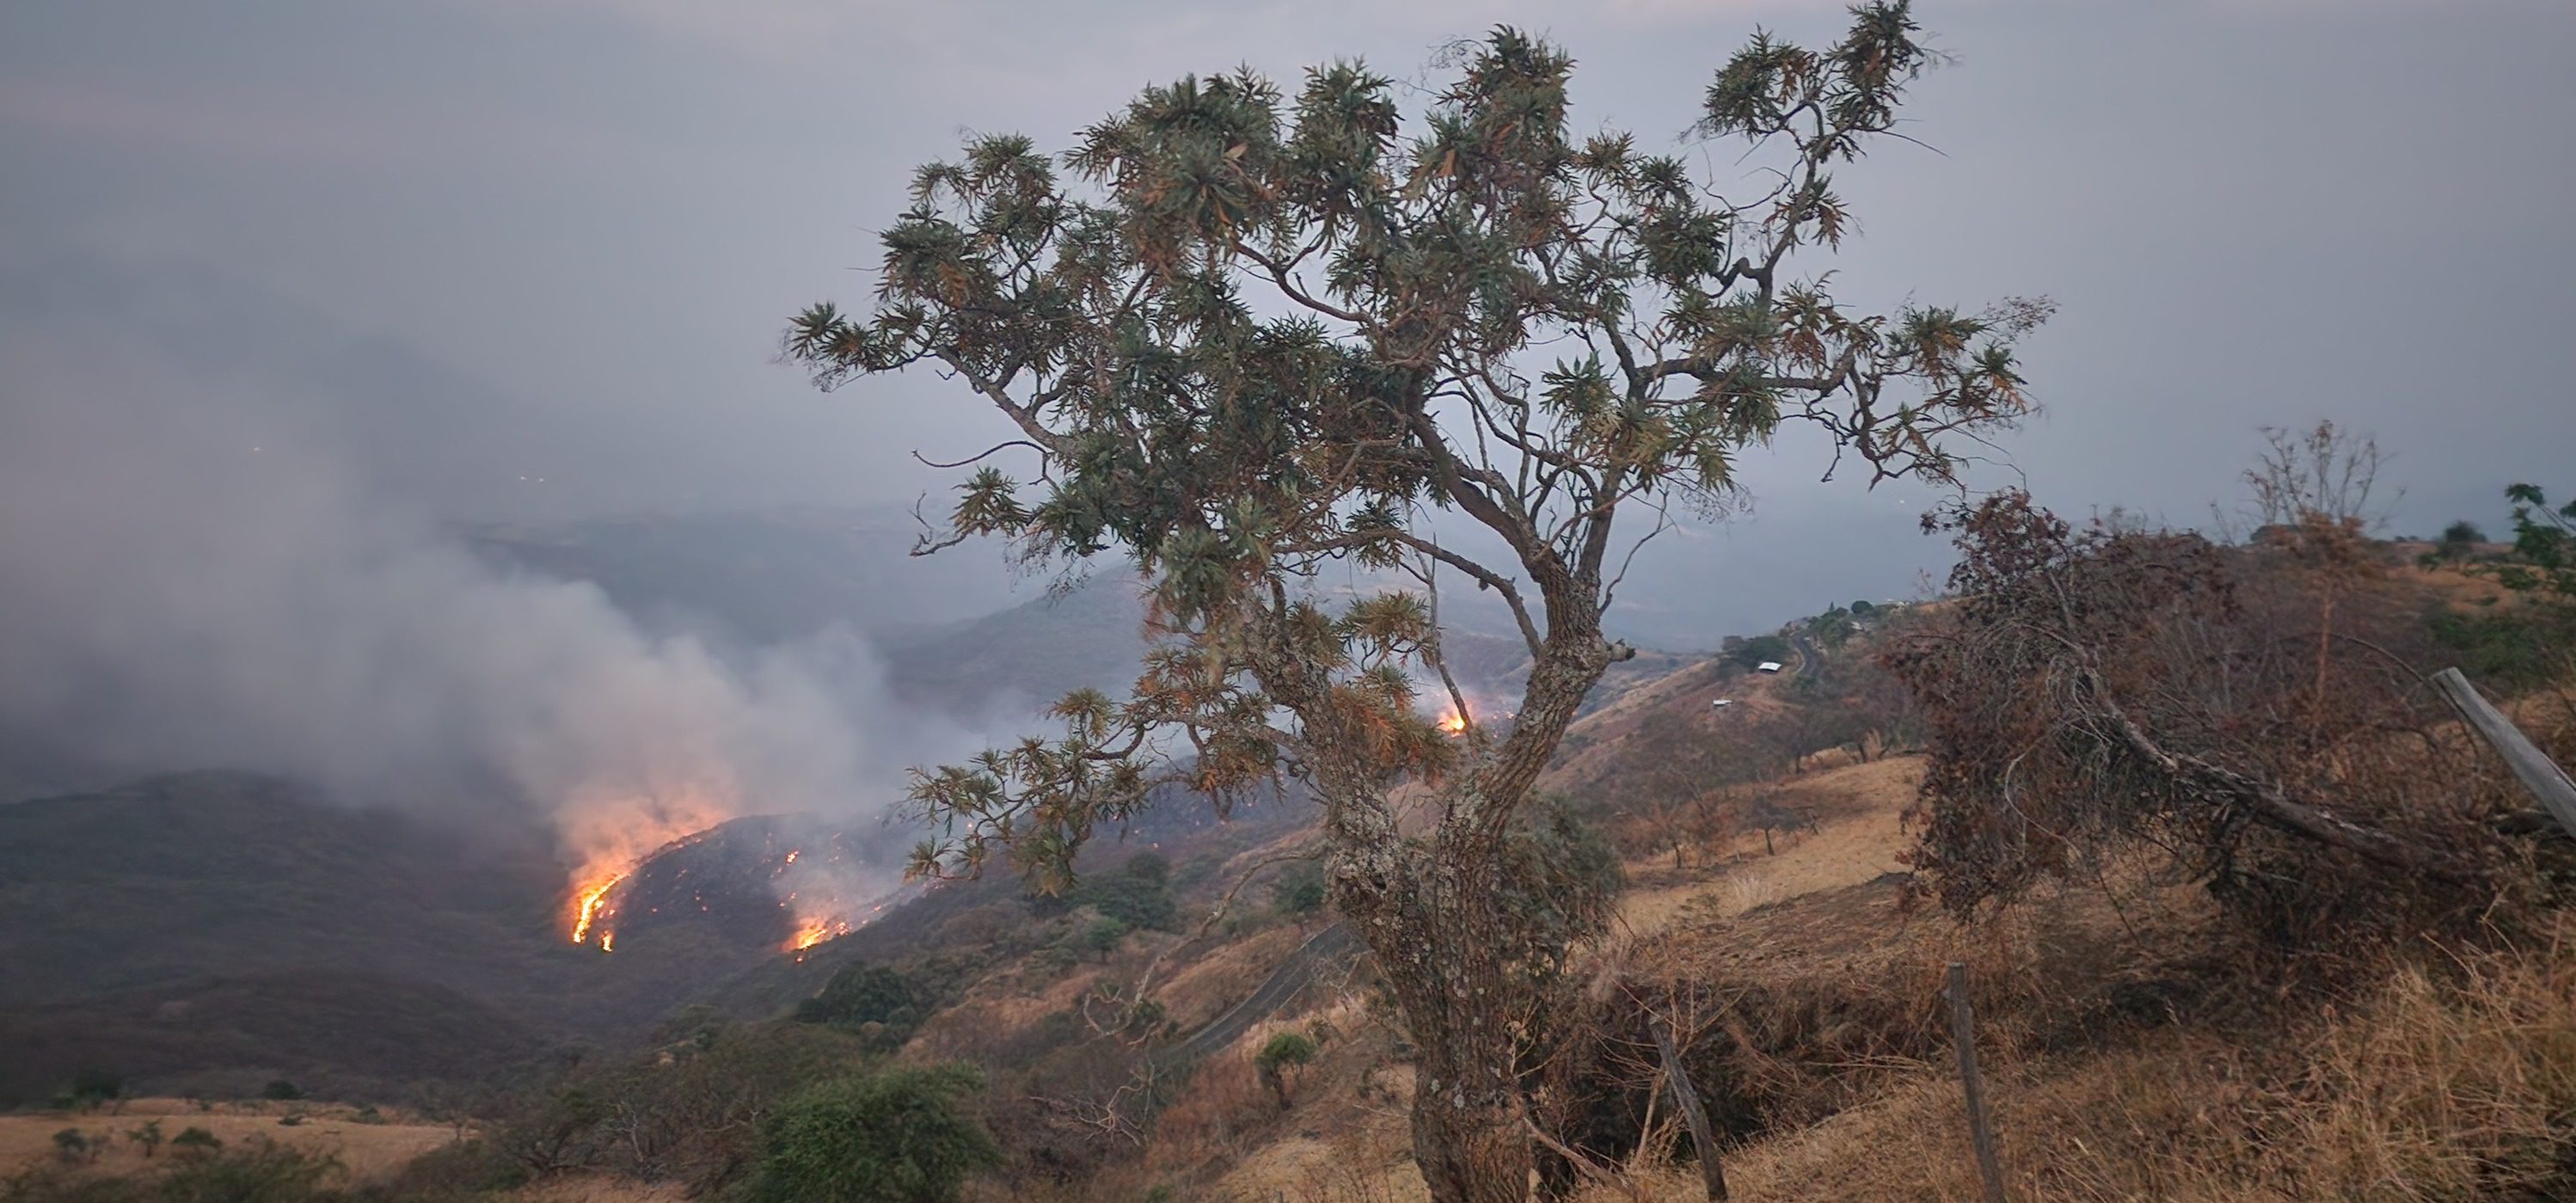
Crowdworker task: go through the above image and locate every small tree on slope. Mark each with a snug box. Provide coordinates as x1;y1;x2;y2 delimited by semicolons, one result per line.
786;6;2040;1197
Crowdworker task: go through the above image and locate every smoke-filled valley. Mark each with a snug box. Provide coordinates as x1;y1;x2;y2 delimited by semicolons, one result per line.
0;252;1206;1113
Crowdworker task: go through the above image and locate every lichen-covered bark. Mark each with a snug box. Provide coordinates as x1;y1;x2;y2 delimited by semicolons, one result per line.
1305;623;1618;1203
1335;838;1531;1203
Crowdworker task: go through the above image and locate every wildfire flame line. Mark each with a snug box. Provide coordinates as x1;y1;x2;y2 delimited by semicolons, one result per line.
572;875;624;948
788;917;850;953
564;829;899;962
565;824;726;953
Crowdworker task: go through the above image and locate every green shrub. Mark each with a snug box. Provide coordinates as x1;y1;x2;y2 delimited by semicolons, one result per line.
1121;850;1170;884
373;1136;526;1198
65;1069;123;1109
402;1020;876;1199
52;1129;92;1164
2473;483;2576;606
1078;916;1129;961
748;1065;1000;1203
3;1145;334;1203
156;1139;341;1203
1171;854;1221;892
1064;858;1179;932
1254;1032;1320;1107
260;1080;303;1102
654;1003;730;1050
0;1166;144;1203
1723;635;1792;672
2429;608;2573;689
794;962;930;1051
169;1127;223;1156
1271;860;1327;921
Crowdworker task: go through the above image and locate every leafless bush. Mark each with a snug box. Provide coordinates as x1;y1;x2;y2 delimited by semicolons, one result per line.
1886;491;2539;949
2237;419;2397;531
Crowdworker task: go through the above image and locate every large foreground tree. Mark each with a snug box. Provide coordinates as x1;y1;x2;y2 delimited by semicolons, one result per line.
788;5;2039;1196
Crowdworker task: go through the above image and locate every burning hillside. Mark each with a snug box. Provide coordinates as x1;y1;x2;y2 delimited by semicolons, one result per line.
566;814;896;957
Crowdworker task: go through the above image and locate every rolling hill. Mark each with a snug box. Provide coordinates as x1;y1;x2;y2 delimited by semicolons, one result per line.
0;773;900;1106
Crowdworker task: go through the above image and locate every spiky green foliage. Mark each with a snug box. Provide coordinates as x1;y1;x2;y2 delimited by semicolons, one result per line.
787;5;2040;899
793;9;2039;1194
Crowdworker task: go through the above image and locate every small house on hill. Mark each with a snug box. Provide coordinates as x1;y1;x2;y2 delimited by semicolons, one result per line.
1756;660;1784;674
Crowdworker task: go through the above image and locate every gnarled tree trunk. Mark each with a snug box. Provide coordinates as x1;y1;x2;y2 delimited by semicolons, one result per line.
1342;842;1534;1203
1293;593;1622;1202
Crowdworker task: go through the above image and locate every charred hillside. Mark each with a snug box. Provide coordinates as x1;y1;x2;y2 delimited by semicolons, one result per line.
587;813;897;955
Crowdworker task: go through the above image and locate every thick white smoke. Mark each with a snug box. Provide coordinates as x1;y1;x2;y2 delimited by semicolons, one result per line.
0;292;926;911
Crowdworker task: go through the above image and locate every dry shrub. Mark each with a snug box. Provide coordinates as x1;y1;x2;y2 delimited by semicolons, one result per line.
2229;947;2576;1199
1282;1123;1423;1203
1709;926;2576;1201
1537;867;2253;1187
1537;881;1976;1175
1150;1053;1272;1170
910;994;1083;1068
2520;678;2576;768
934;902;1030;950
1891;492;2551;955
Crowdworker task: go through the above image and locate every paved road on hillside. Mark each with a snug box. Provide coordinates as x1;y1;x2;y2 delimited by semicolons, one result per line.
1793;633;1824;680
1152;922;1359;1071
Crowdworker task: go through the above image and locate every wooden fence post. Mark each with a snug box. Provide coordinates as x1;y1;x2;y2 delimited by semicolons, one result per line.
2432;666;2576;839
1947;961;2008;1203
1647;1011;1728;1201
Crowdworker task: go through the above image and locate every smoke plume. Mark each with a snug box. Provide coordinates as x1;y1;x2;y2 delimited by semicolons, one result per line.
0;273;930;910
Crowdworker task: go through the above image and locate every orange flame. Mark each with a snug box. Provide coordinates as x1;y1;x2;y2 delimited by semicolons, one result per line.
787;916;851;954
571;873;625;948
1437;710;1469;735
558;784;733;955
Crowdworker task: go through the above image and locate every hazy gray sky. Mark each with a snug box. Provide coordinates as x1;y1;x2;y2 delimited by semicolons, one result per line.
5;0;2573;631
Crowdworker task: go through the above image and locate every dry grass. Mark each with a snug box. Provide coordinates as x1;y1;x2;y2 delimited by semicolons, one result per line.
1540;658;1800;799
1152;1051;1275;1172
1614;756;1922;936
1174;586;2576;1201
0;1097;459;1186
1670;929;2576;1202
1205;1050;1426;1203
1154;924;1311;1034
1245;1119;1427;1203
501;1176;695;1202
1128;991;1435;1202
